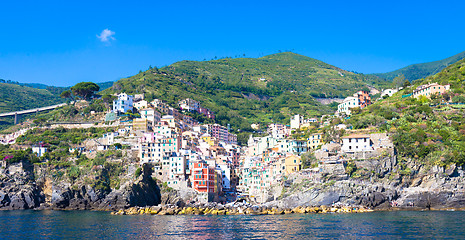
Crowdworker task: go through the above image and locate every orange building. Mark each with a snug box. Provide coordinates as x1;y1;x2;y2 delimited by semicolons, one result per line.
192;161;215;193
355;90;371;109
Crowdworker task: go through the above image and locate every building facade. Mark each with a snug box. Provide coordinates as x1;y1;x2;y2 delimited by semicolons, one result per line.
179;98;200;112
192;161;216;193
412;83;450;98
342;134;372;153
113;93;134;113
307;133;323;150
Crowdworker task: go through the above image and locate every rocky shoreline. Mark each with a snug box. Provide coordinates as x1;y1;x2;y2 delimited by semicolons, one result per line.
3;157;465;212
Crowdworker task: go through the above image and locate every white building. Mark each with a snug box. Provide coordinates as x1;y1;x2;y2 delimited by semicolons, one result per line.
290;114;303;130
113;93;134;113
218;163;232;190
140;108;161;126
342;134;372;153
168;153;186;181
101;132;118;145
32;146;47;157
138;133;182;164
160;115;176;128
267;124;286;139
380;89;398;98
193;125;208;135
306;118;318;123
178;98;200;112
134;100;148;110
336;96;359;115
247;135;280;157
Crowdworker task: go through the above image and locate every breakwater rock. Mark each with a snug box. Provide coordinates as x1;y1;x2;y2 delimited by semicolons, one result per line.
111;202;372;216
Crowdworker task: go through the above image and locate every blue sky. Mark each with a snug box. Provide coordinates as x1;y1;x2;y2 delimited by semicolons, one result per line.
0;0;464;87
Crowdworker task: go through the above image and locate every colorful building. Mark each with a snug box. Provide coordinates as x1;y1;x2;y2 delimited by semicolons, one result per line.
307;133;323;150
412;83;450;98
336;90;372;115
192;161;216;193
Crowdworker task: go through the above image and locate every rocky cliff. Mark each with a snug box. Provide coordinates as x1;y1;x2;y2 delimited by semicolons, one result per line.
0;162;161;210
263;154;465;210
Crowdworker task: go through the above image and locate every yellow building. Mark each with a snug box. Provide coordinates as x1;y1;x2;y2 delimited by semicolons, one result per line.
284;155;301;175
201;134;217;146
412;83;450;98
307;133;323;150
133;118;149;131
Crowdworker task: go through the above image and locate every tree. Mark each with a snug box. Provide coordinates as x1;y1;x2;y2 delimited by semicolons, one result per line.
102;94;117;109
402;80;411;88
70;82;100;100
60;90;75;105
301;152;318;169
322;125;345;143
393;74;406;89
60;90;72;100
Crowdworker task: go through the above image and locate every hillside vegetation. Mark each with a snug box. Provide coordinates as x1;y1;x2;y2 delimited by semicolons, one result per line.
0;83;64;114
373;50;465;81
347;58;465;166
104;52;388;133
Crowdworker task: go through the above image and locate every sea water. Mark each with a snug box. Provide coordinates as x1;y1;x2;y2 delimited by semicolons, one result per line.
0;210;463;239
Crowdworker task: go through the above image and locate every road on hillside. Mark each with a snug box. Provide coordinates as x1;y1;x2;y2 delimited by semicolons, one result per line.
0;103;67;117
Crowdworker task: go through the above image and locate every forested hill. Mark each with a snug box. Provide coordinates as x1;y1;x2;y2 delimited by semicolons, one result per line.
0;83;63;114
372;50;465;81
164;52;386;98
104;52;387;133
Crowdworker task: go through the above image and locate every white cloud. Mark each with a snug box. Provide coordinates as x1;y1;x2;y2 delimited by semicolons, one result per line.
97;29;115;42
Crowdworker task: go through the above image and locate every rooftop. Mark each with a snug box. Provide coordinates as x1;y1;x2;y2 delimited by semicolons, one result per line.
342;134;370;139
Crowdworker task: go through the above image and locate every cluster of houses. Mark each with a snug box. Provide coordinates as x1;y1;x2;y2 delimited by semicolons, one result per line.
238;114;395;202
237;114;326;201
336;82;451;116
106;93;237;201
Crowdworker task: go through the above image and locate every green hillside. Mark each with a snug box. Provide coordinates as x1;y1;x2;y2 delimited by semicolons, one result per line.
0;83;64;113
0;83;65;128
347;58;465;166
373;50;465;81
164;52;386;98
103;52;387;136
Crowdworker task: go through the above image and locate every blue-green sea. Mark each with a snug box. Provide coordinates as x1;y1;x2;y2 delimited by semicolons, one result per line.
0;210;463;239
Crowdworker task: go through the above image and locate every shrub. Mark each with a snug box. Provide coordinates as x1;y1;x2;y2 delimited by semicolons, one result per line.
135;167;142;178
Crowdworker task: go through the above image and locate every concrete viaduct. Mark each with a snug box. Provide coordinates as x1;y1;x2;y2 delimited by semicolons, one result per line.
0;103;67;124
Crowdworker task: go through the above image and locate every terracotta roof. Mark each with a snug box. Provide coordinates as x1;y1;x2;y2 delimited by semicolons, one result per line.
342;134;370;139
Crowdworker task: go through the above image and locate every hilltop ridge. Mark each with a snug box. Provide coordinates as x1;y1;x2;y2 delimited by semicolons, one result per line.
372;50;465;81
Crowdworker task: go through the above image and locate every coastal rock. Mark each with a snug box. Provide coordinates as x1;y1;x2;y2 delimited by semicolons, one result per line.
0;162;161;211
99;165;161;210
